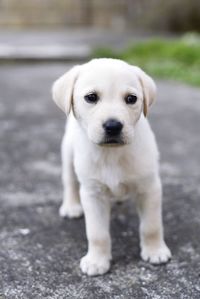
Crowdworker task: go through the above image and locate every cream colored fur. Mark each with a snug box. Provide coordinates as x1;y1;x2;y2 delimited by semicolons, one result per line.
52;58;171;276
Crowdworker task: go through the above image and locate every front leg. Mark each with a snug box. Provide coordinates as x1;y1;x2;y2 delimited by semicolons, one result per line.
136;175;171;264
59;134;83;218
80;185;111;276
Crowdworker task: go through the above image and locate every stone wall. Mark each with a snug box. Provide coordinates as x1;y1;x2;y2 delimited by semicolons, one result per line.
0;0;128;28
0;0;199;32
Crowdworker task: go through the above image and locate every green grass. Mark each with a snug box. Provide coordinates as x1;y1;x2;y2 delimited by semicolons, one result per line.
93;34;200;87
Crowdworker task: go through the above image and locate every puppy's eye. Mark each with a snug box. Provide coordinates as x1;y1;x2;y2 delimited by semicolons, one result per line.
84;93;99;104
125;94;137;105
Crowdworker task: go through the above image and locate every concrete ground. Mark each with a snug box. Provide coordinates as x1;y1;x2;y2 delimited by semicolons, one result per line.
0;62;200;299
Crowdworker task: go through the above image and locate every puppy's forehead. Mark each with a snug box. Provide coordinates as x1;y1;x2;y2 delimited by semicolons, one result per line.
76;59;140;91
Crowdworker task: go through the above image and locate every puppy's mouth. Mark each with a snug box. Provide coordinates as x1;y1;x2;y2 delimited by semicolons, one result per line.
99;137;126;147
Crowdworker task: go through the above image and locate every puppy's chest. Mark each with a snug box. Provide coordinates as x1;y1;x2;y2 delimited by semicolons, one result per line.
74;147;137;197
90;154;134;198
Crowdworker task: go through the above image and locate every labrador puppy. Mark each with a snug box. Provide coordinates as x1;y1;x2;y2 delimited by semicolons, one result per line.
52;58;171;276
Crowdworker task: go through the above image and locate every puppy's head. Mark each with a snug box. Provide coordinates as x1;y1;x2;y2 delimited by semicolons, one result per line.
52;58;156;146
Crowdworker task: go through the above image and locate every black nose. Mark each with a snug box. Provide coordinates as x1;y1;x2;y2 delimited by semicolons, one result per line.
103;119;123;136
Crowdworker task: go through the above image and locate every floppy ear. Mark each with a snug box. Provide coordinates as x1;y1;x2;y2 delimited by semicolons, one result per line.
133;66;157;117
52;65;80;115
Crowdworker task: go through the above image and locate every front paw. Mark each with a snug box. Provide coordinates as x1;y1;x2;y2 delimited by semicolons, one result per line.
80;254;110;276
141;242;171;264
59;201;83;218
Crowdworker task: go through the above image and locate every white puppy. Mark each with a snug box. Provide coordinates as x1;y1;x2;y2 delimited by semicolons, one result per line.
52;58;171;276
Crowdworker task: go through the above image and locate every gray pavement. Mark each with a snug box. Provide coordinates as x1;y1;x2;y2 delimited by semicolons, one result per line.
0;63;200;299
